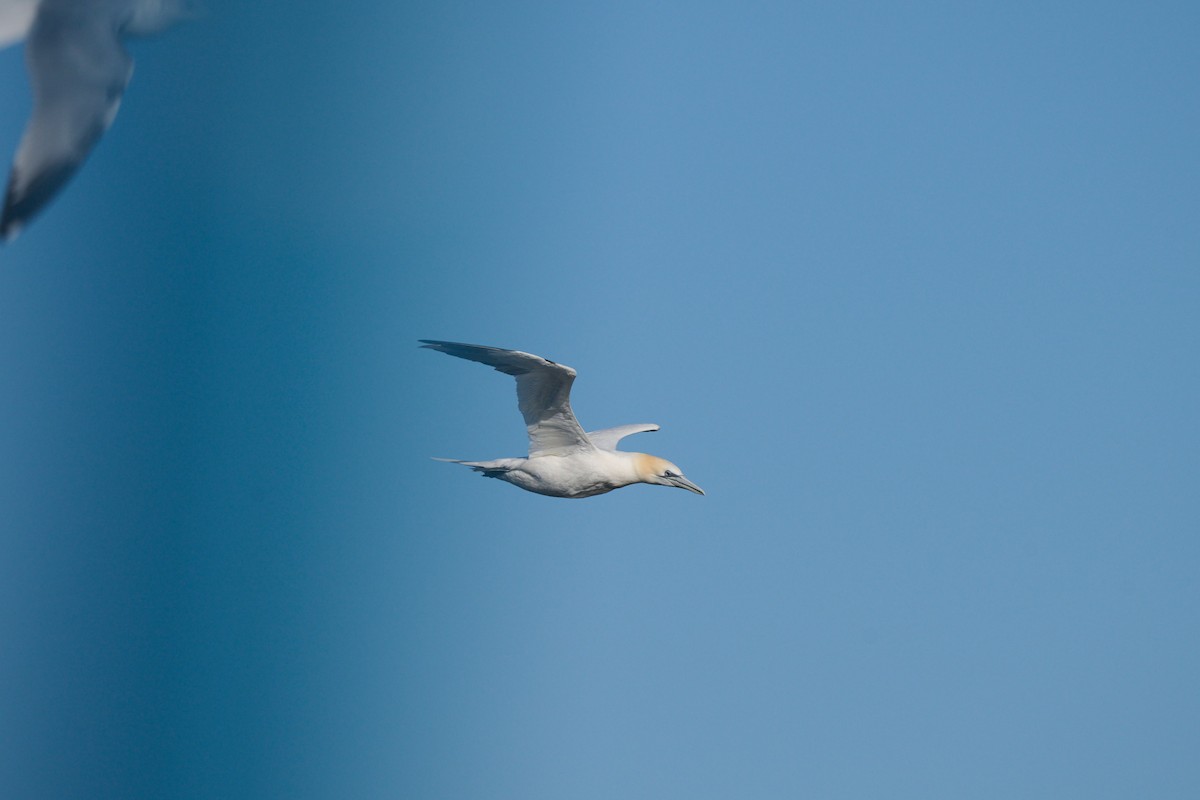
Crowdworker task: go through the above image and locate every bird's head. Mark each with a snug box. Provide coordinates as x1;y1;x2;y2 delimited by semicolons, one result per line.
634;455;704;495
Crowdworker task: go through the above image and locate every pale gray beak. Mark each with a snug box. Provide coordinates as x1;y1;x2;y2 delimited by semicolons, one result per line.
671;476;705;495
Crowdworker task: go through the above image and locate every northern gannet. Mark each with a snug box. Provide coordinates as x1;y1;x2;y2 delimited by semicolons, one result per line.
420;340;705;499
0;0;192;241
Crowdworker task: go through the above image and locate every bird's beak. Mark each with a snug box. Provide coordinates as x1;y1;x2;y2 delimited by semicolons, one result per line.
671;476;705;495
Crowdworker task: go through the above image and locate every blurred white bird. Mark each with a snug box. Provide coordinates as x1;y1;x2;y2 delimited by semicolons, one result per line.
420;340;705;499
0;0;192;241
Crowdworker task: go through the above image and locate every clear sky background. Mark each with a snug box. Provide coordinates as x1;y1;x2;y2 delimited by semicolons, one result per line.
1;2;1198;798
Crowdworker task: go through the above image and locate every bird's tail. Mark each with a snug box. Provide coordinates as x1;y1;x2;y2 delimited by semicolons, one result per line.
432;457;519;480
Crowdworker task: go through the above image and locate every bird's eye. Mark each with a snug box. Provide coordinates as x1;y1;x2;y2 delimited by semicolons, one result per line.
664;470;678;478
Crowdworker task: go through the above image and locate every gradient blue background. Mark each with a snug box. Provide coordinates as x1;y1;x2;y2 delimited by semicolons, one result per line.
2;2;1198;798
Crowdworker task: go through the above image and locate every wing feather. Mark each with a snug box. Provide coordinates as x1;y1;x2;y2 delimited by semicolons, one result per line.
586;423;659;451
2;1;132;239
420;340;594;457
0;0;37;50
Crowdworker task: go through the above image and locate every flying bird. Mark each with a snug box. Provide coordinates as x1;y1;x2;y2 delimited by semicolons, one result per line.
420;340;704;499
0;0;192;241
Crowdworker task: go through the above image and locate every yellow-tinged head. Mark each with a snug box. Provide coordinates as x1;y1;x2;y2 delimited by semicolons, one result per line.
633;454;705;495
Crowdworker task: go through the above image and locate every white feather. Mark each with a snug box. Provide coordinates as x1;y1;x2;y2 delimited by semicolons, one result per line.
0;0;37;50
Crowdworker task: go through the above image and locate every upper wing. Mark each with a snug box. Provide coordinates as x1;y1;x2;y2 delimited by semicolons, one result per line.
0;0;37;49
1;2;132;239
420;340;595;457
586;423;659;451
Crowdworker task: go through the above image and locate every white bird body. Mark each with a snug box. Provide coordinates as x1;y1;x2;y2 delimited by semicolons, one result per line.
1;0;192;240
421;340;704;499
445;450;653;499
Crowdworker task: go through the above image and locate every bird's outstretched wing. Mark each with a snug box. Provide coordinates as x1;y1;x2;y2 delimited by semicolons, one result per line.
0;0;37;50
586;423;659;451
420;340;595;457
1;2;132;240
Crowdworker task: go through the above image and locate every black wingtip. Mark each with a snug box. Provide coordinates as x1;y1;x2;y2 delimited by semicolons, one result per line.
419;339;481;354
1;173;20;243
0;157;86;244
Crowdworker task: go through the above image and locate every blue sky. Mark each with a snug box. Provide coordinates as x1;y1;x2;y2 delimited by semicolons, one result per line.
2;2;1198;798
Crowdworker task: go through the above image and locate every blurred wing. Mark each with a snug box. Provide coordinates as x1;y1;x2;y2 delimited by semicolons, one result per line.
0;0;37;49
420;340;594;457
586;423;659;451
1;3;132;239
